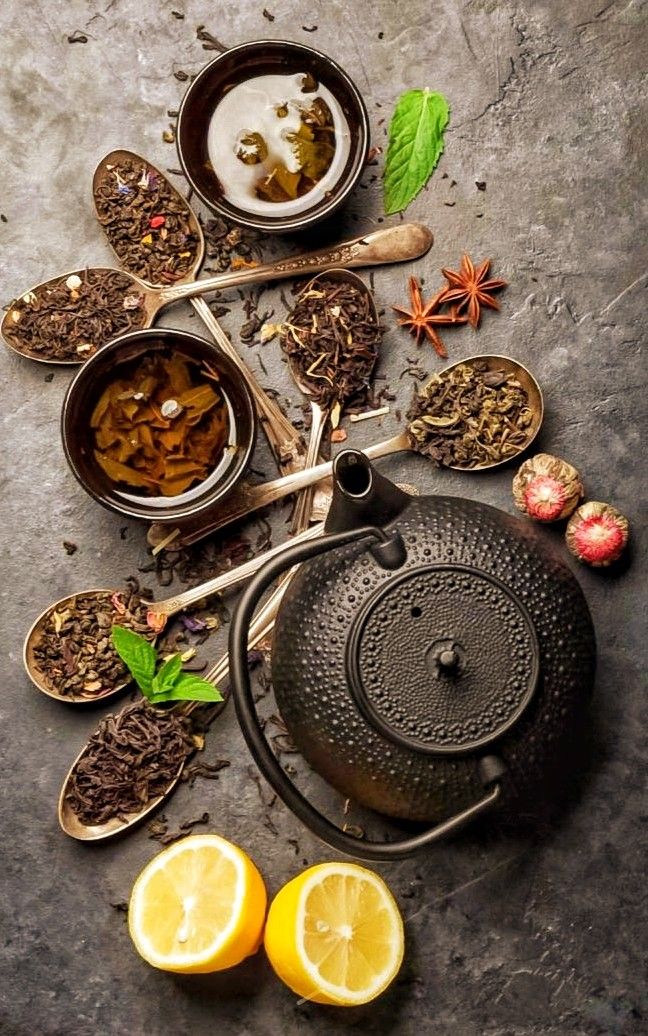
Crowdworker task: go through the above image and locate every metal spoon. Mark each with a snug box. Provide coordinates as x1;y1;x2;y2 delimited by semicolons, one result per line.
285;269;379;532
148;354;544;549
2;222;433;364
92;149;305;477
23;522;324;705
57;575;289;842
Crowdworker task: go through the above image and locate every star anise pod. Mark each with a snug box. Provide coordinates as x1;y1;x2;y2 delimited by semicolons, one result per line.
439;255;507;329
392;276;467;358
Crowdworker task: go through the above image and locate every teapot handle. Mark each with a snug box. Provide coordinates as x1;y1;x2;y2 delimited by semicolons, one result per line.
229;525;505;861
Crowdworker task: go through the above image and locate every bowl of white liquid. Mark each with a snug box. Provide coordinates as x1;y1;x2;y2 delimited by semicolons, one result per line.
176;40;370;233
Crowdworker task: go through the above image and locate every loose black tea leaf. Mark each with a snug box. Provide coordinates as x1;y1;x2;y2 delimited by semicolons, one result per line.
262;8;275;20
67;30;88;43
4;269;146;362
407;361;533;468
33;586;154;699
280;277;381;409
196;24;228;52
65;701;194;825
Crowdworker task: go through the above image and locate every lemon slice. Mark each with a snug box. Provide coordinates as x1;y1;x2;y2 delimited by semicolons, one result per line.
128;833;267;973
264;862;404;1005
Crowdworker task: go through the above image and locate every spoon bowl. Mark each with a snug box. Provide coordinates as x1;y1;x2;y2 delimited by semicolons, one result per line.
284;268;380;531
23;589;139;705
92;148;206;285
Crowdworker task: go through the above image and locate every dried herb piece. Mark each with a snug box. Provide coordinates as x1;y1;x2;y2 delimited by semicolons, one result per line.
439;255;507;328
280;277;381;408
392;276;467;358
4;269;146;362
384;89;450;215
91;352;230;496
32;586;153;699
65;701;195;825
196;24;228;52
407;361;533;468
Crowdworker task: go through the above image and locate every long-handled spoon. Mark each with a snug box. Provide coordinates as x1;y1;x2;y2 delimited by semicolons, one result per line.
92;149;305;477
286;269;379;532
148;354;544;549
2;222;433;364
24;522;324;705
57;575;289;841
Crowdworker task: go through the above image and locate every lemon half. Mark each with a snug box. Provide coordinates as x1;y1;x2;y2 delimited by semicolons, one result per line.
264;861;404;1005
128;833;267;973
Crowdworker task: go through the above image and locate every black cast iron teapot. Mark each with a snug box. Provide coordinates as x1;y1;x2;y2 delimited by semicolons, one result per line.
229;450;596;860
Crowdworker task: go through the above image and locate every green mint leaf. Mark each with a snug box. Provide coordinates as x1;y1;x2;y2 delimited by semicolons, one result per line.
111;625;157;694
154;653;183;694
384;89;450;215
151;673;223;703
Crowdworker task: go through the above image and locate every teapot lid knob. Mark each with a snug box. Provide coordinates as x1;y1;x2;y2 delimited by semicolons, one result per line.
438;647;460;671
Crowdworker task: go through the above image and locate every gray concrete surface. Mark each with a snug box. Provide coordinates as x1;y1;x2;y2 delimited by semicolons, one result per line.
1;2;646;1034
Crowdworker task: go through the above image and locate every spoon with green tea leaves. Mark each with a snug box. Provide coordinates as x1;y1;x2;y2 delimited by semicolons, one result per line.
282;269;381;531
58;577;286;842
1;222;433;365
23;522;324;704
149;354;544;549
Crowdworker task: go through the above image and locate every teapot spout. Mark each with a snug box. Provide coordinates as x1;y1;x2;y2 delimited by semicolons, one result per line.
325;449;410;533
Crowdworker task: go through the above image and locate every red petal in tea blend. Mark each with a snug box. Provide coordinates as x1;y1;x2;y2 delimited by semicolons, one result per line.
91;353;230;496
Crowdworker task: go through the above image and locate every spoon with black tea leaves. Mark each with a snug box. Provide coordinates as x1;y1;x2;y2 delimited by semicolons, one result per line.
1;222;433;364
23;522;324;705
148;354;545;549
57;574;289;841
92;149;304;477
283;269;380;532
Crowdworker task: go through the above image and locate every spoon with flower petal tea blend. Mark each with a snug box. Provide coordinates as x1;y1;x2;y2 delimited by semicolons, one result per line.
2;221;433;364
282;269;381;531
92;149;304;476
23;522;324;705
58;574;289;841
148;354;544;549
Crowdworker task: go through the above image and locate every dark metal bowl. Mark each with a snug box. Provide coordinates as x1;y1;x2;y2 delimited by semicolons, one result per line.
61;328;256;522
176;39;370;234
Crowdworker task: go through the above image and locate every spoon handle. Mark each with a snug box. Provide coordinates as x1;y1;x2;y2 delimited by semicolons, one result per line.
190;297;305;475
150;522;324;620
158;224;433;303
202;576;290;688
290;401;328;535
148;433;411;549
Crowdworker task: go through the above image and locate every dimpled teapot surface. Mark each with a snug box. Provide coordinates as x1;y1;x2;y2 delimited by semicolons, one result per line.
230;450;596;859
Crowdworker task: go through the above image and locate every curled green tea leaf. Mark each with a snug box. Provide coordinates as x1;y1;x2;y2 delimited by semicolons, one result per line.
384;89;450;215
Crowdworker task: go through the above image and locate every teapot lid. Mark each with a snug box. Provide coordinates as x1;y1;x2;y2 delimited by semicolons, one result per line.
346;564;540;755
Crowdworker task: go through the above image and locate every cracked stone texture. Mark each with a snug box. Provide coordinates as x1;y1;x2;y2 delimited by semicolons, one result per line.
1;2;646;1034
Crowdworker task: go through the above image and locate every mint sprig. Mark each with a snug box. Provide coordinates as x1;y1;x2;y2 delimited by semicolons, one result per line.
383;89;450;215
111;625;222;705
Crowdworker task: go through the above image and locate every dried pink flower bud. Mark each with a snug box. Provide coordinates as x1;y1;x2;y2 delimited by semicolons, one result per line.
512;453;583;522
566;502;629;567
